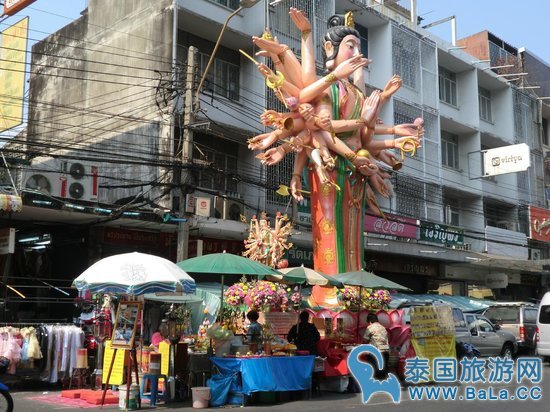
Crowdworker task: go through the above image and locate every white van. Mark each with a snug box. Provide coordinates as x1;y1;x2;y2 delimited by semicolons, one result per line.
536;292;550;360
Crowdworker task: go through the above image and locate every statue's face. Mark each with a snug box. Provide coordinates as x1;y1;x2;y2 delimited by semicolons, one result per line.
335;35;360;65
325;34;361;69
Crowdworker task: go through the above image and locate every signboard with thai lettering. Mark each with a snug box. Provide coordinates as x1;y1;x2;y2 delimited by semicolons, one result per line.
188;237;244;257
529;205;550;243
286;247;313;266
260;312;298;337
296;199;311;226
482;143;530;177
485;273;508;289
419;221;464;246
3;0;36;17
364;212;417;238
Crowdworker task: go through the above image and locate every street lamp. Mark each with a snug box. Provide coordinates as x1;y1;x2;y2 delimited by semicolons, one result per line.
194;0;261;111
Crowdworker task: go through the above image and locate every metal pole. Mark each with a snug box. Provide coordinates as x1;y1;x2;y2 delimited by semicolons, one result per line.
194;7;243;110
177;46;197;263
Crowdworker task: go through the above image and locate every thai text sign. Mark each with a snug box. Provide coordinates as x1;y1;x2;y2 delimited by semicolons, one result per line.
529;205;550;242
3;0;36;16
0;17;28;132
297;199;311;225
419;221;464;245
483;143;530;177
364;212;417;238
410;305;455;339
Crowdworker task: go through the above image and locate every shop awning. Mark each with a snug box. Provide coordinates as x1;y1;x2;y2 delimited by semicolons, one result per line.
453;252;550;275
0;194;22;212
390;293;494;313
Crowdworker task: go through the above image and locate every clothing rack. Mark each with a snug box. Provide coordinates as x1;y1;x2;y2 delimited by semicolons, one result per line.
0;322;75;326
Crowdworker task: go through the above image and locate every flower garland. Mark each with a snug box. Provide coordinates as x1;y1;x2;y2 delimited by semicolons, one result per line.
247;280;280;310
338;286;359;308
224;281;249;307
338;287;392;310
223;279;290;311
362;289;392;310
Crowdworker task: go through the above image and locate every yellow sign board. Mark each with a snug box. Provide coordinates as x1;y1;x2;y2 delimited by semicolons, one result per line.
0;17;28;132
159;341;170;376
102;340;125;385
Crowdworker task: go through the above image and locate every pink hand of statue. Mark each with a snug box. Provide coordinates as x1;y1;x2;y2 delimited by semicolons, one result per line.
332;55;371;80
394;135;422;150
290;175;304;202
381;75;402;100
257;63;274;79
298;103;314;121
260;110;281;127
354;156;379;176
393;117;424;137
248;130;283;150
315;112;332;131
361;90;381;128
369;174;391;198
289;8;311;32
252;32;287;56
259;145;288;166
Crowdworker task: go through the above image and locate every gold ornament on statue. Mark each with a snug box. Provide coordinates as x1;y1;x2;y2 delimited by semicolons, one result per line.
344;11;355;28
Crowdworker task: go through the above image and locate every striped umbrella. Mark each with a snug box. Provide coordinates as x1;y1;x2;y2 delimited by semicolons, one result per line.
73;252;196;295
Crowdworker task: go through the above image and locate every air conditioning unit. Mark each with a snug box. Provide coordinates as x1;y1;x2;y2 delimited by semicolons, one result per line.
214;196;244;221
23;157;99;202
23;157;61;197
59;161;99;202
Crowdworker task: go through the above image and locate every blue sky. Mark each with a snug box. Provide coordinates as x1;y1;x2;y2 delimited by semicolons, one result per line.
417;0;550;63
2;0;548;65
1;0;86;45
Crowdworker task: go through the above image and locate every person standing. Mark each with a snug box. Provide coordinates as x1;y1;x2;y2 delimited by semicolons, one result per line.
245;310;263;348
363;313;390;379
287;311;321;355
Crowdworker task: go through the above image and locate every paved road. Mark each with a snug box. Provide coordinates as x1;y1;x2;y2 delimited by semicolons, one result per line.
11;363;550;411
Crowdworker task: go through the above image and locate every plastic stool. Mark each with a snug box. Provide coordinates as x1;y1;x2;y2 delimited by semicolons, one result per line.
140;374;170;406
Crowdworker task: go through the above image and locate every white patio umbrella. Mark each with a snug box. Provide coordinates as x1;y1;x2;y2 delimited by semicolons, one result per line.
72;252;196;295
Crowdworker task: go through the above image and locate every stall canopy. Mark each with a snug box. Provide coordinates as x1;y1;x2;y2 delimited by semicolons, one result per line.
143;282;223;333
390;293;494;313
332;269;412;292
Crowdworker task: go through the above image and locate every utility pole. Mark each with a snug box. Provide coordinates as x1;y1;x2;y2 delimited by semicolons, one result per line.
177;46;197;263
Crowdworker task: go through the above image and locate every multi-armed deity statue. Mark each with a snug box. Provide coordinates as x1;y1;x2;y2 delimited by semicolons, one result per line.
246;9;423;307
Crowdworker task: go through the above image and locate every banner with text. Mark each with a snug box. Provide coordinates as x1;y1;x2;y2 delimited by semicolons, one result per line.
482;143;530;177
364;212;417;238
419;221;464;246
0;17;28;133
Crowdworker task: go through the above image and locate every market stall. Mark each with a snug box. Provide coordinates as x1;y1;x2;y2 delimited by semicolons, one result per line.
211;355;315;395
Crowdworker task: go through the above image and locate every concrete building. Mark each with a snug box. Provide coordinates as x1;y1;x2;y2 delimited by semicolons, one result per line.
3;0;550;320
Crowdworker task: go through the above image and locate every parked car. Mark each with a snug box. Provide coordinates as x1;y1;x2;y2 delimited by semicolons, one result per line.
461;314;518;357
483;302;538;355
536;292;550;361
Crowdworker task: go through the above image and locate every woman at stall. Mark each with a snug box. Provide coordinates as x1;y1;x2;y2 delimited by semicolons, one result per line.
245;310;262;349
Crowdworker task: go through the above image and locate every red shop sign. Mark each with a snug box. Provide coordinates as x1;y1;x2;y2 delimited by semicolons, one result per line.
364;212;417;239
529;205;550;242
